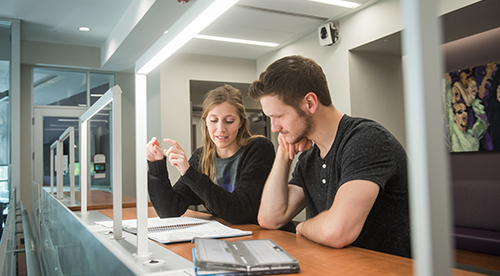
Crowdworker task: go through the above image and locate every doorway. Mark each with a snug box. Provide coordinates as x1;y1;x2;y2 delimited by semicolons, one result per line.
33;107;112;195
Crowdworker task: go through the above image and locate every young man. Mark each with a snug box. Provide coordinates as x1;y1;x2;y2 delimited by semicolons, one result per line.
249;55;411;258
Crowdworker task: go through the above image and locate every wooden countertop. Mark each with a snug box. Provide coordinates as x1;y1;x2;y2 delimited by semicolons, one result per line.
97;206;482;276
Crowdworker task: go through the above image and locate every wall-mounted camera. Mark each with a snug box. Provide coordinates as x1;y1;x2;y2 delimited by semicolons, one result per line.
318;22;339;46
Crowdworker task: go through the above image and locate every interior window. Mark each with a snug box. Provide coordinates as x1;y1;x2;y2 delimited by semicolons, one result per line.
33;68;87;106
33;68;115;107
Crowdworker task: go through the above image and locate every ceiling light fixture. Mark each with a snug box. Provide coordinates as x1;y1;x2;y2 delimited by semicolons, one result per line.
78;26;91;32
306;0;360;8
194;34;279;47
137;0;239;75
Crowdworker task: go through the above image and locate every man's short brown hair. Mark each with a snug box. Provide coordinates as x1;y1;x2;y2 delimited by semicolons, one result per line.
248;55;332;111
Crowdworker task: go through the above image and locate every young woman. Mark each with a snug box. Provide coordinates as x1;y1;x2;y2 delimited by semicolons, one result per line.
146;85;275;224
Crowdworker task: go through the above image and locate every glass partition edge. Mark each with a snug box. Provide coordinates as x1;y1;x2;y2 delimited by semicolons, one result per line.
38;184;193;275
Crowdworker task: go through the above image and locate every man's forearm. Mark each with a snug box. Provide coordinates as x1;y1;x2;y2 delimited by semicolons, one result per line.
258;148;293;228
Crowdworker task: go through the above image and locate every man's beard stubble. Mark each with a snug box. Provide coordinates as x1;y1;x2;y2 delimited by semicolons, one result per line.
290;113;313;144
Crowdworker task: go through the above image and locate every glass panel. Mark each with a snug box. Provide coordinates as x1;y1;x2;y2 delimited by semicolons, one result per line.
0;20;12;238
38;185;136;276
33;184;193;275
0;167;9;203
33;68;87;106
0;94;9;203
42;117;80;191
89;106;111;192
89;73;115;106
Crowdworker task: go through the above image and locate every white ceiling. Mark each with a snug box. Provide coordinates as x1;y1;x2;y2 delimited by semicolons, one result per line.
0;0;374;73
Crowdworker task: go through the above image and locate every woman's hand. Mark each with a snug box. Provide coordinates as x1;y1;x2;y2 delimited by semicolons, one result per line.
164;138;190;176
146;137;164;162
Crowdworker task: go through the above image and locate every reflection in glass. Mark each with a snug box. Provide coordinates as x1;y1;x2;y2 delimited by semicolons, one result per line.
89;106;112;191
43;117;80;190
90;73;115;106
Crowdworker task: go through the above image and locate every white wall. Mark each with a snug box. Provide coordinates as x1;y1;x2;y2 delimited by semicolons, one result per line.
155;53;256;182
349;51;406;148
22;40;100;69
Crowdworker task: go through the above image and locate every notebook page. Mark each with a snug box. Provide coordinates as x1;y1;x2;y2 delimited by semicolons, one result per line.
147;221;251;244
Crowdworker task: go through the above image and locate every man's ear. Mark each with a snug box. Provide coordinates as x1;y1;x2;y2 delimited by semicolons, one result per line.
303;92;319;114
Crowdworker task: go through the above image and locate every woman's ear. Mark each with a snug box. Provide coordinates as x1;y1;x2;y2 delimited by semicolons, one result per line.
303;92;319;114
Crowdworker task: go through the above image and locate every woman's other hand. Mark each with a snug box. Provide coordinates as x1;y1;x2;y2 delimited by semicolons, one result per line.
164;138;190;176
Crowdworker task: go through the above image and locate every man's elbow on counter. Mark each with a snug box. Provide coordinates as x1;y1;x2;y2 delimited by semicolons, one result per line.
298;223;355;249
321;229;357;249
322;237;351;249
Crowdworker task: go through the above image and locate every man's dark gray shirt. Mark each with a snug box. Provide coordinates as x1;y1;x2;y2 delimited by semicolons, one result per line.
289;115;411;258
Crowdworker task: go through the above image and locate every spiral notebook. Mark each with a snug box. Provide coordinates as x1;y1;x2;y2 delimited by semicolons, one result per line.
95;217;252;244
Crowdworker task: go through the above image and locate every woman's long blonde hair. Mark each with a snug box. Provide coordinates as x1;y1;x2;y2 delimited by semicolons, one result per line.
200;85;256;182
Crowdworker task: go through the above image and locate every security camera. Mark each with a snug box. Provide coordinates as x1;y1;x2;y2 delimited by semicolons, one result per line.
318;22;338;46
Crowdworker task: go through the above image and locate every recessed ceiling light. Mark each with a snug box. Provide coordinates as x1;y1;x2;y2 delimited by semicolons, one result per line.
79;26;91;32
306;0;360;8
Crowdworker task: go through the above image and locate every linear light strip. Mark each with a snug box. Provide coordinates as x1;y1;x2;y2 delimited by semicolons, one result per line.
194;34;279;47
134;73;149;257
137;0;239;75
307;0;360;9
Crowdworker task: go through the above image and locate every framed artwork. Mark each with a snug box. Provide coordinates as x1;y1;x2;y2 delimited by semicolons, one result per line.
443;62;500;152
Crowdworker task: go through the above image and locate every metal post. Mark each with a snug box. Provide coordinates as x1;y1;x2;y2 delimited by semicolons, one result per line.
401;0;453;275
49;141;57;195
80;120;88;214
56;140;63;199
112;87;124;241
69;127;75;205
